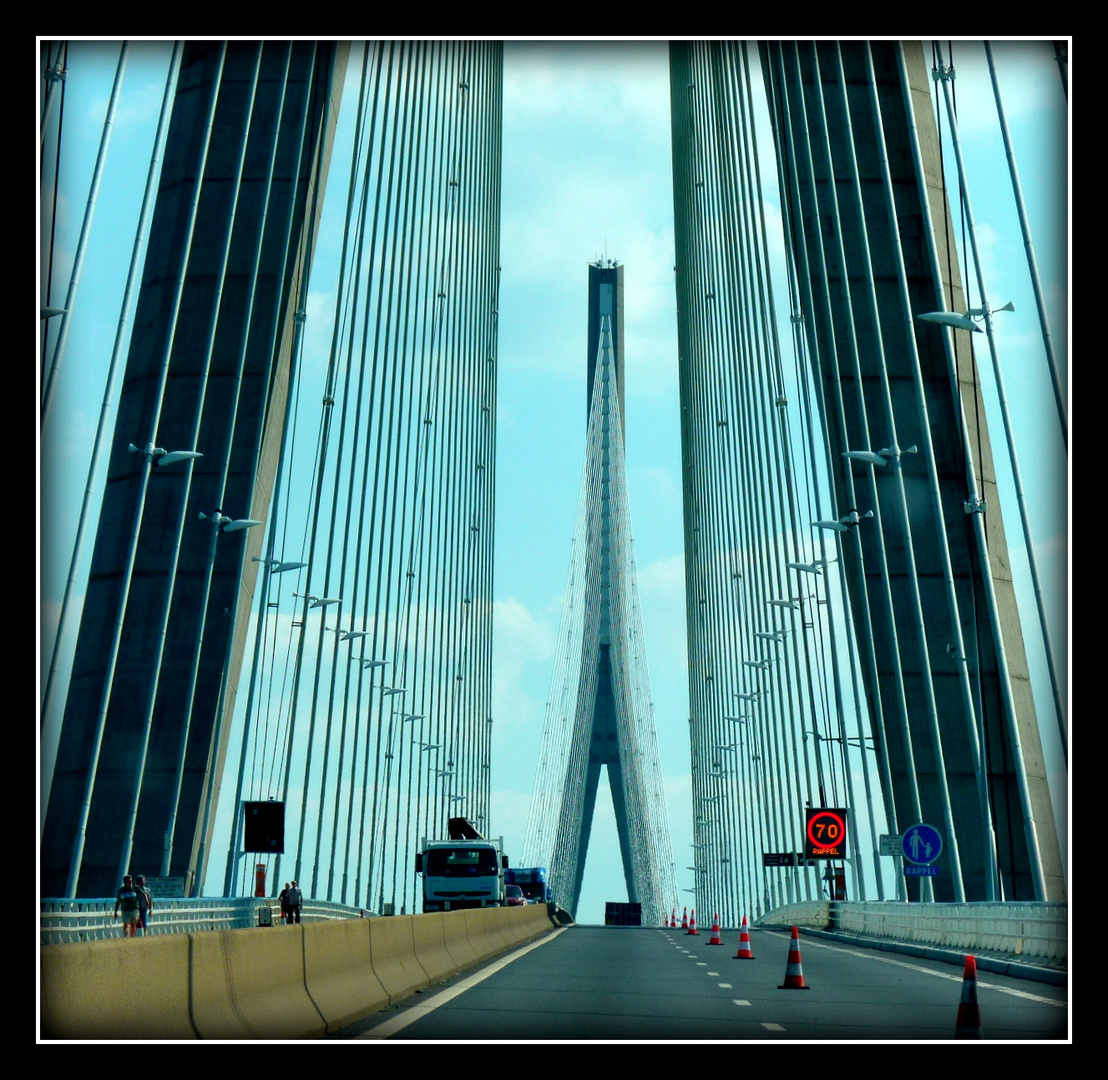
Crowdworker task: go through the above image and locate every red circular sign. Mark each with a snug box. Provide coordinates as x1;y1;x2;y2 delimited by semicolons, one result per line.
806;810;846;850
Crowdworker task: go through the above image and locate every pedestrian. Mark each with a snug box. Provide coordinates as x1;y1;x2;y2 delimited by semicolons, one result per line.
285;880;303;924
114;874;142;938
135;875;153;936
279;882;290;923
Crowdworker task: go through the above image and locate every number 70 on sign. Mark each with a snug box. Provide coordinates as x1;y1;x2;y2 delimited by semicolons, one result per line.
804;808;848;859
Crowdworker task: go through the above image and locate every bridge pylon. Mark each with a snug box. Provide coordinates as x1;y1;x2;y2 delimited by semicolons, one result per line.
522;262;678;925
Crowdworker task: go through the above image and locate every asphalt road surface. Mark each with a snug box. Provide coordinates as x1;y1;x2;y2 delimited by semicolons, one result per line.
333;924;1068;1042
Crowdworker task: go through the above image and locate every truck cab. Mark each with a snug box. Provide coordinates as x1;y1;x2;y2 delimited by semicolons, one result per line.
415;837;508;913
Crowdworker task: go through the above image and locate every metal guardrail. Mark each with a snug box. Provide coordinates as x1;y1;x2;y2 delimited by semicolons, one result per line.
39;897;371;945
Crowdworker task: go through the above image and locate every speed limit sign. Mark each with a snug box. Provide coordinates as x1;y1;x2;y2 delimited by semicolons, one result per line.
804;808;848;859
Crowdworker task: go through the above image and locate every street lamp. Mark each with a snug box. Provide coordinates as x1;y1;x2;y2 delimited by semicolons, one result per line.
128;442;203;466
198;509;264;533
786;557;835;574
252;555;307;574
812;508;874;533
843;445;917;468
915;299;1013;333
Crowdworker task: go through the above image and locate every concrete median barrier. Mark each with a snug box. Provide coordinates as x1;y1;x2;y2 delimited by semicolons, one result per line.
412;909;461;985
41;905;560;1041
463;906;501;959
41;934;196;1040
303;917;389;1034
197;924;327;1039
440;908;480;970
188;928;256;1038
367;914;430;1004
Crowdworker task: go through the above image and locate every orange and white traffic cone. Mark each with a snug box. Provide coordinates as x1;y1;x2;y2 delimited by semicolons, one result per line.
734;915;754;959
681;907;689;930
955;955;983;1038
687;909;699;935
708;914;723;945
777;926;810;989
670;908;676;928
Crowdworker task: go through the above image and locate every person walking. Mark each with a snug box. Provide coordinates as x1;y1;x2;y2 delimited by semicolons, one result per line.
114;875;142;938
285;880;303;924
278;882;290;923
135;875;153;936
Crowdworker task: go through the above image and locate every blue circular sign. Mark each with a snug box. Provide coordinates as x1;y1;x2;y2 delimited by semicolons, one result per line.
901;823;943;865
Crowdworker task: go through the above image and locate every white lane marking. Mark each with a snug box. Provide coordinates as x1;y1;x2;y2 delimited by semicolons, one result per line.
732;1000;751;1006
762;1022;786;1031
797;937;1066;1007
707;971;719;976
355;928;568;1039
717;982;733;988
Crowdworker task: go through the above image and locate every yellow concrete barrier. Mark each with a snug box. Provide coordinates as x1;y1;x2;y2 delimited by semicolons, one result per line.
367;914;430;1004
198;925;326;1040
41;934;195;1040
502;904;541;947
41;908;559;1040
463;906;500;960
440;908;480;971
303;917;389;1034
412;910;461;985
484;906;521;953
517;902;552;944
188;929;256;1038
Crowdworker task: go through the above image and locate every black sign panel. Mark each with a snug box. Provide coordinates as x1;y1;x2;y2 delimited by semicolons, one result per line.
804;808;848;859
244;801;285;853
763;852;819;868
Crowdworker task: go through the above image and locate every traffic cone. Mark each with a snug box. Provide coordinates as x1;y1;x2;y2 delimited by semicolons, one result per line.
777;926;810;989
670;908;677;928
708;914;723;945
955;955;983;1038
734;915;754;959
687;909;699;935
681;907;689;930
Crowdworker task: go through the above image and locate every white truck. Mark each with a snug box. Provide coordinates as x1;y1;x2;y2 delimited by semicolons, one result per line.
415;819;508;913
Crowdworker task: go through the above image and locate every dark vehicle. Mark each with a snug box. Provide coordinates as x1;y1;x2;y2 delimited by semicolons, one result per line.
505;866;552;904
505;884;526;907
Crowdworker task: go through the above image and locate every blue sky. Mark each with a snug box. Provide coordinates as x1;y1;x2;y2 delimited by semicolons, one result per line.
39;39;1068;921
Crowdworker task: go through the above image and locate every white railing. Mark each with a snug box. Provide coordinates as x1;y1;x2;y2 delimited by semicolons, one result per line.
756;900;1068;966
39;897;371;945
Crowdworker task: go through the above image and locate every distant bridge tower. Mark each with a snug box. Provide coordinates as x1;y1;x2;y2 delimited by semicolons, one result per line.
523;262;677;923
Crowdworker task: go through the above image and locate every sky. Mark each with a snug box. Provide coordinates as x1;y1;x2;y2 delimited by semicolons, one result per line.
39;39;1068;924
